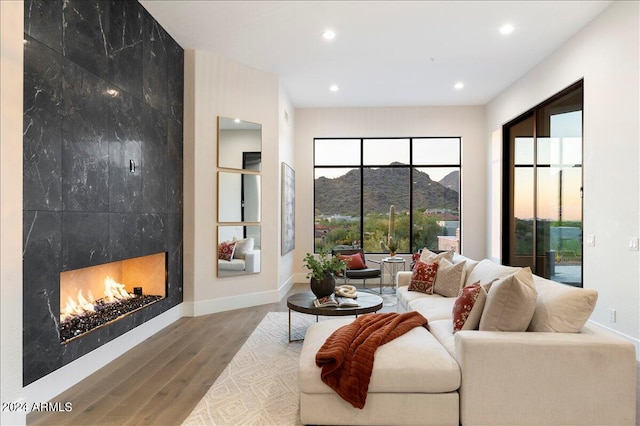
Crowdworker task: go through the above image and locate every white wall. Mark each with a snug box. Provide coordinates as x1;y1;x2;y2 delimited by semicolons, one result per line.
486;1;639;351
1;1;25;424
293;106;487;280
183;50;288;315
278;84;296;296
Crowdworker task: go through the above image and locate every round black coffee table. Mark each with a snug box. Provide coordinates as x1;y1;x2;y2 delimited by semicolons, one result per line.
286;291;383;342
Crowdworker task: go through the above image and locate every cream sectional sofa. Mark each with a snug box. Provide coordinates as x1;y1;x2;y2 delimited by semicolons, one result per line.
298;254;637;425
217;249;260;276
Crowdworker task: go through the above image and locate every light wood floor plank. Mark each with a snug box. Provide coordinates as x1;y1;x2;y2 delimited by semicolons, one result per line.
32;316;213;426
27;286;300;425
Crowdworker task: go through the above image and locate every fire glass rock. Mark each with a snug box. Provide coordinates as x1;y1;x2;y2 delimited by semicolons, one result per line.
60;294;163;343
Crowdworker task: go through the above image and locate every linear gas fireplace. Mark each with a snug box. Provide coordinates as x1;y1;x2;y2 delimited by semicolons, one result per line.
59;252;167;344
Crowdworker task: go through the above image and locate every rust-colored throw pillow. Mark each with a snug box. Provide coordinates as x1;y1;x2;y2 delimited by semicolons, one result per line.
452;282;487;332
408;260;439;294
218;241;236;261
339;253;366;270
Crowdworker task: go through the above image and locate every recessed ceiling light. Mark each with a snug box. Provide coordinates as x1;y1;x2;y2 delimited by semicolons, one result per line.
329;84;339;92
234;118;241;123
499;23;514;35
323;29;336;40
454;82;464;90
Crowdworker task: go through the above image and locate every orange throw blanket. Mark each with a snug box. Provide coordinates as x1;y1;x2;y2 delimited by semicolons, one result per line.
315;312;429;409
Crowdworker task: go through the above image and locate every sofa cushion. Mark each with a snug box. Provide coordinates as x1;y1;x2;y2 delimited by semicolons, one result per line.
464;259;521;287
528;276;598;332
232;237;254;260
218;258;246;271
420;248;454;263
428;319;456;358
452;283;487;332
339;253;366;270
397;286;440;313
407;296;457;321
299;318;461;394
218;241;236;261
434;259;466;297
408;261;438;294
479;267;537;332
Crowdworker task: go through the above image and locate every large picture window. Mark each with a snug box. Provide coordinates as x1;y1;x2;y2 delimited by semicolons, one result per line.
314;137;461;254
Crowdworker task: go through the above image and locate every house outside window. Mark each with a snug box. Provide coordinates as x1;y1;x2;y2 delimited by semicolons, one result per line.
314;137;461;254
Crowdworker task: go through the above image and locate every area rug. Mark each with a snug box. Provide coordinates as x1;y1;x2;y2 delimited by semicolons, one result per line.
359;288;397;308
182;312;315;426
380;292;397;307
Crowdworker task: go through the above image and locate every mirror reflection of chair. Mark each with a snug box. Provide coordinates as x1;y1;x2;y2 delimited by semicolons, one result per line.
331;248;382;292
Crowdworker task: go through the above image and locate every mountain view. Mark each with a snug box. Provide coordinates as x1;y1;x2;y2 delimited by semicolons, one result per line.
315;166;459;216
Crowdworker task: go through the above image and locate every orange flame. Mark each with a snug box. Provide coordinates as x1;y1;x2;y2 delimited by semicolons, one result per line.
60;276;133;322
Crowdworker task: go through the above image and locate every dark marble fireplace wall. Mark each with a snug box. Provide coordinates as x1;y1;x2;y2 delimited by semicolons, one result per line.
23;0;184;386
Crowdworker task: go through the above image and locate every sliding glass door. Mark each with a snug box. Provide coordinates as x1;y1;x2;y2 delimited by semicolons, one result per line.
503;81;583;286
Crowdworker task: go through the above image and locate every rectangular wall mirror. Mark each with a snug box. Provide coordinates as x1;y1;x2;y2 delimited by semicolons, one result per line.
217;116;261;278
217;226;261;277
218;117;262;171
218;172;261;223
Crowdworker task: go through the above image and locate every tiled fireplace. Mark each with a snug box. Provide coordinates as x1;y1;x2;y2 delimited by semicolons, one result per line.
23;0;184;385
59;252;167;344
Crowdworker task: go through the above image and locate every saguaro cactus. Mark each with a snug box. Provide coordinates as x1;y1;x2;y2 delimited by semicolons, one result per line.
380;205;398;253
388;205;395;245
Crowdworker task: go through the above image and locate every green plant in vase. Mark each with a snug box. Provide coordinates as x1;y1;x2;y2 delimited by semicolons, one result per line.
303;251;346;298
387;238;398;257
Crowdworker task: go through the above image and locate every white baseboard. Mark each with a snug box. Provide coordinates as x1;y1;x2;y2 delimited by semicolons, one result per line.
588;319;640;361
187;289;281;316
184;275;303;317
279;275;295;299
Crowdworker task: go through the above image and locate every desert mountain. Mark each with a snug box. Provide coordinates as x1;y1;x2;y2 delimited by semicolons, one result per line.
315;164;458;216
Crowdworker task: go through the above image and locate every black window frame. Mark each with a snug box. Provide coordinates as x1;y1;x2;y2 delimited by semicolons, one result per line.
501;79;584;286
313;136;462;254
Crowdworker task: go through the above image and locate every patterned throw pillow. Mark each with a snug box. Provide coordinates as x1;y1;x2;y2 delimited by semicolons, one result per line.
452;282;487;332
434;258;467;297
410;252;421;270
218;241;236;261
339;253;366;270
408;260;439;294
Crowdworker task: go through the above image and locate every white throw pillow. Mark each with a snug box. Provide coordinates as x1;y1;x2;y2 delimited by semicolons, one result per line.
434;259;466;298
479;267;538;332
464;259;521;287
528;276;598;332
233;237;255;260
420;248;454;263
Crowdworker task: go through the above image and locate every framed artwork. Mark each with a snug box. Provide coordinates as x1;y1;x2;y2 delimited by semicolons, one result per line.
281;162;295;254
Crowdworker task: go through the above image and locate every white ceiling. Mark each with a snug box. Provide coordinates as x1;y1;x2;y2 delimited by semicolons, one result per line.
140;0;612;108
